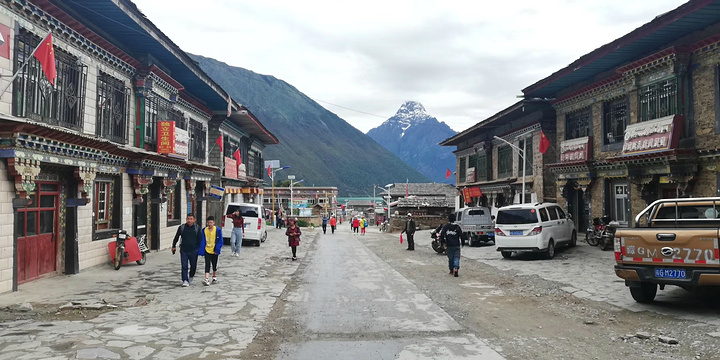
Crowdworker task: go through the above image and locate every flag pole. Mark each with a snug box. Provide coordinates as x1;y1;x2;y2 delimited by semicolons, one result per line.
0;31;52;99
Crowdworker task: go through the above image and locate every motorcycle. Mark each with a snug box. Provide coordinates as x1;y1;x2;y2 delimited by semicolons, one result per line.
430;224;445;254
586;216;614;250
108;230;149;270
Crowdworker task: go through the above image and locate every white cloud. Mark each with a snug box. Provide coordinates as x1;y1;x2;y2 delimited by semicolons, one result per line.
134;0;687;133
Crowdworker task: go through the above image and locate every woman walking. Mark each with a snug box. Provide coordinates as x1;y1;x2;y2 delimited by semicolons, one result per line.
329;216;337;234
285;218;302;261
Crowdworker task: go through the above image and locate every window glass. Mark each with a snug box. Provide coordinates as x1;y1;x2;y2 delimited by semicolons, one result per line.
40;210;53;234
556;207;566;219
496;209;538;224
565;108;591;140
15;212;25;237
498;146;513;178
40;183;58;192
26;211;37;236
639;78;678;122
603;97;627;145
548;207;559;220
539;208;549;222
40;195;54;208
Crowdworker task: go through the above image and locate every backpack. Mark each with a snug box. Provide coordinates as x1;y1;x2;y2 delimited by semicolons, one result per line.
179;223;201;237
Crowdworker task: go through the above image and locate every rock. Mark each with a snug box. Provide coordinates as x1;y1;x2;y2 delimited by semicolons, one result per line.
707;332;720;338
583;320;595;325
16;303;33;312
658;335;678;345
636;332;652;339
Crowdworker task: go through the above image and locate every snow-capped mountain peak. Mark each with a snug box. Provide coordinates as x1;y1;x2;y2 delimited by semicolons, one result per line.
392;101;432;123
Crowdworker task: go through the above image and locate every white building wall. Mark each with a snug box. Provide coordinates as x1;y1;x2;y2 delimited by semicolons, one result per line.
0;161;15;293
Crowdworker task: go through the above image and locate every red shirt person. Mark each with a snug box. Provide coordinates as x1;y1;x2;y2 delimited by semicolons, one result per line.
226;210;245;256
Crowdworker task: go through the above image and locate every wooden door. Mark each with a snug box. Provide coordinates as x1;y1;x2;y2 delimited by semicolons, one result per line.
134;194;148;239
16;182;59;284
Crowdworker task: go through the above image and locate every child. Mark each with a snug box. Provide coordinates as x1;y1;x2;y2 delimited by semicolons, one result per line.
199;216;223;285
285;217;302;260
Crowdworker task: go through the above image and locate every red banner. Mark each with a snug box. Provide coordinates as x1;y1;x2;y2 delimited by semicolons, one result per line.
462;186;482;201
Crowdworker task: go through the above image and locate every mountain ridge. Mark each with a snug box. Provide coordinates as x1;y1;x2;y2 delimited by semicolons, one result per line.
190;54;429;196
367;101;457;184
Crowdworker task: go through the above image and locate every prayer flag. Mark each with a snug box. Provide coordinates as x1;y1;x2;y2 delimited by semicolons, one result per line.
446;168;452;179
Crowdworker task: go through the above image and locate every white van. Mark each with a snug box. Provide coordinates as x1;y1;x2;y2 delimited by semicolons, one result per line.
455;206;495;247
223;202;268;246
494;202;576;259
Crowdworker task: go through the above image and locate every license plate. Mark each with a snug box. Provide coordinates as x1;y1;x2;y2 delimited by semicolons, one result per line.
654;268;686;279
510;230;523;236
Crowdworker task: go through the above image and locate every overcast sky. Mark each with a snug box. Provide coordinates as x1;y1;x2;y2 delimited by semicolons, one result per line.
133;0;686;133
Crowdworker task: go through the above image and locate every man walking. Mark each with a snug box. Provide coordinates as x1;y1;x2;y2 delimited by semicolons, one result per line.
440;213;463;277
172;213;202;287
226;209;245;257
322;214;329;234
401;213;417;250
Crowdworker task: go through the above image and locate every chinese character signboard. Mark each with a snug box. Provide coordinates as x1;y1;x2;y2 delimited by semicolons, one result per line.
157;121;189;159
622;115;680;156
462;186;482;202
466;167;476;183
224;157;238;179
560;136;592;163
157;121;175;154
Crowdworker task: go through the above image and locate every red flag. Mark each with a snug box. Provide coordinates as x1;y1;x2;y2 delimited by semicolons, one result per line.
233;149;242;165
446;168;452;179
215;134;223;153
226;95;232;117
34;33;56;85
267;164;272;177
539;131;550;154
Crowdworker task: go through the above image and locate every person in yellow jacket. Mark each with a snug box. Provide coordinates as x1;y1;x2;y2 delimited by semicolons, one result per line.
359;215;366;235
199;216;223;286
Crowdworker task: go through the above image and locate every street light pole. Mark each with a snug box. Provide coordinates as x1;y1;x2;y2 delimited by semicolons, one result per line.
289;178;304;217
270;166;290;226
494;134;530;204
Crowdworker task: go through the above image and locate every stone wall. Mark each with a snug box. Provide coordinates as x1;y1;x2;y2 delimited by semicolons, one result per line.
0;161;14;293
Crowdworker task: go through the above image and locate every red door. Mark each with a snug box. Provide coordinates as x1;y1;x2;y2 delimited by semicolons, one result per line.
16;182;59;284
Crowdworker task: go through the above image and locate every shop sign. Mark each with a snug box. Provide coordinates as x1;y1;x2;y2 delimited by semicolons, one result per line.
157;121;189;159
209;185;225;200
560;136;592;163
224;157;238;179
466;167;476;183
622;115;679;156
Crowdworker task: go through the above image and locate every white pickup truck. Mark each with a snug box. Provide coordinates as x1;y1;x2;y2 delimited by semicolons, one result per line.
455;206;495;247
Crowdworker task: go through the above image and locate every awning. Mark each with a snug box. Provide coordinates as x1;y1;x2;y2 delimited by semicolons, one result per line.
225;187;264;194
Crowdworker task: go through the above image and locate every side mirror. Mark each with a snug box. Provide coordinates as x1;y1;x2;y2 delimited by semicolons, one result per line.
491;215;496;220
566;214;572;220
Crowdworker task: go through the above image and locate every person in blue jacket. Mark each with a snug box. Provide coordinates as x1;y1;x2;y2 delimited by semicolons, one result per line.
199;216;223;286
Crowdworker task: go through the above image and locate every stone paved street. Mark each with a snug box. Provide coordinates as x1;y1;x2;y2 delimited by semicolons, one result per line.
3;224;720;359
0;226;311;360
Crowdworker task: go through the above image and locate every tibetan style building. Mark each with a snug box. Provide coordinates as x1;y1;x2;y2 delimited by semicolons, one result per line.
0;0;277;293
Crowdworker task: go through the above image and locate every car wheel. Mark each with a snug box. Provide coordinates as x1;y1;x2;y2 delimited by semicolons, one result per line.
629;283;657;303
255;240;261;247
569;231;577;247
501;251;512;259
545;240;555;259
261;231;267;243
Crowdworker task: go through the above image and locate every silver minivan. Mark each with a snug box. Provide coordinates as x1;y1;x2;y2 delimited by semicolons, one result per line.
223;202;268;246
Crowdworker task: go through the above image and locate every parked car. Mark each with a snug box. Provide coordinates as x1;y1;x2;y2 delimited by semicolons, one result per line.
494;202;576;259
614;197;720;303
455;206;495;246
223;202;268;246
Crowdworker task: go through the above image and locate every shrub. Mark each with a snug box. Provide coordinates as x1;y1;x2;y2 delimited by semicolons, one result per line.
297;219;308;227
